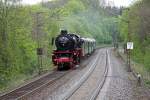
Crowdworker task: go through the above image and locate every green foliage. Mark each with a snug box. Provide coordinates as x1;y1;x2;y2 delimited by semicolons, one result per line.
0;4;54;91
0;5;38;90
57;0;117;44
63;0;85;15
119;0;150;72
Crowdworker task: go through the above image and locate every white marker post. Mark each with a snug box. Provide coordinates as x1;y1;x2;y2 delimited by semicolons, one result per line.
127;42;133;72
127;42;133;50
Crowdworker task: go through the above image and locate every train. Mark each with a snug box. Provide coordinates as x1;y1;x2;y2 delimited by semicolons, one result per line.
52;30;96;70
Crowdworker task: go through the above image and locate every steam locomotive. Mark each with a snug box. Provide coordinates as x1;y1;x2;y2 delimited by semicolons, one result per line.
52;30;96;70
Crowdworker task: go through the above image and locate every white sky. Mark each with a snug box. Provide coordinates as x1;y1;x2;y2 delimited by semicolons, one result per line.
105;0;136;7
22;0;51;5
22;0;41;5
22;0;135;7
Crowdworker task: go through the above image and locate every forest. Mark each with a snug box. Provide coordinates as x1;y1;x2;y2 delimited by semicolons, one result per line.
120;0;150;85
0;0;118;92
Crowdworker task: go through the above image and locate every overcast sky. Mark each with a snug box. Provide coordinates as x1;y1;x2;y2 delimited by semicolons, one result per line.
22;0;51;5
106;0;136;7
22;0;135;7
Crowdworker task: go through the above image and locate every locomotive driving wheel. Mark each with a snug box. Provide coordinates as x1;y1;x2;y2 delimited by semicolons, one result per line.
58;63;71;71
58;63;64;71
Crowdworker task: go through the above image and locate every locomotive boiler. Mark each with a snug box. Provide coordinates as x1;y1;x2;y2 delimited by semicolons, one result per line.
55;30;83;51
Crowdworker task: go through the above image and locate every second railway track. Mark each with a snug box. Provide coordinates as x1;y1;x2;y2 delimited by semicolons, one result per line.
66;49;109;100
88;50;109;100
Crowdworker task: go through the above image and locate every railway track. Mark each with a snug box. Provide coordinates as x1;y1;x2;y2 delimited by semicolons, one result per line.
0;71;70;100
89;50;109;100
65;50;109;100
0;49;99;100
61;49;102;99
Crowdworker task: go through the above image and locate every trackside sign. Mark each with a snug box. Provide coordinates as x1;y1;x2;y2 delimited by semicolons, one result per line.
127;42;133;50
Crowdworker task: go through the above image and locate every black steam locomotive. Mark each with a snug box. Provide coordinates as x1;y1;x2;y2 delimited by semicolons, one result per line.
52;30;96;70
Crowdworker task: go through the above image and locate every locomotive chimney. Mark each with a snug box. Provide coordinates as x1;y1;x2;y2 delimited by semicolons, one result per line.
60;29;68;35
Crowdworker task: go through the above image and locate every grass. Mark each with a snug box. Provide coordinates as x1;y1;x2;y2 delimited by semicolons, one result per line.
117;47;150;87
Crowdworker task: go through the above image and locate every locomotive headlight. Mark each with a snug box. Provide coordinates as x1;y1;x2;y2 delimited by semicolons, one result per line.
60;37;68;44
